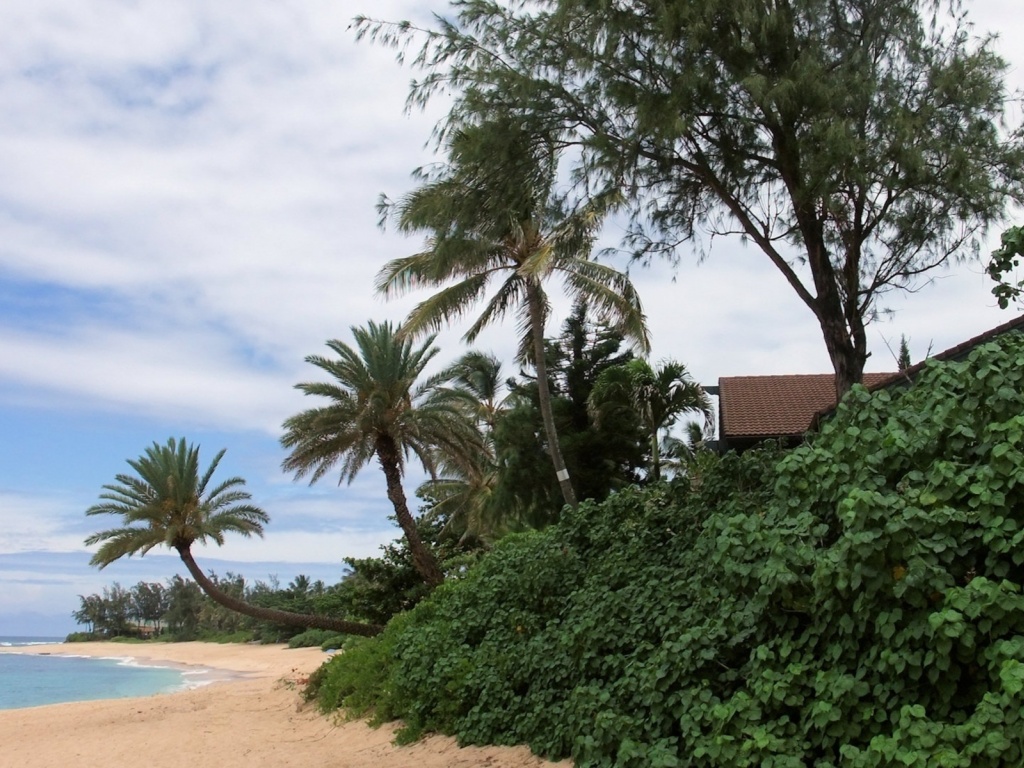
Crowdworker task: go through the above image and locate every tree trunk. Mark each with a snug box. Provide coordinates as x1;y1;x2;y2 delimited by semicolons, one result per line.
818;310;866;402
527;282;579;509
771;143;868;401
175;545;382;637
649;432;662;482
374;435;446;587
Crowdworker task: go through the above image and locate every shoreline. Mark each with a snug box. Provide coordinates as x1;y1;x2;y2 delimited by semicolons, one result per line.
0;640;571;768
0;641;273;703
0;639;324;675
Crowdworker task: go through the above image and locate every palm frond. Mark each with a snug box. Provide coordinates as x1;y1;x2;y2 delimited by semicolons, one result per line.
83;438;267;567
402;272;496;339
560;260;651;354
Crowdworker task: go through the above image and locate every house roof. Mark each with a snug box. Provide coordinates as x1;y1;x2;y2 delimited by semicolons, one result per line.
718;312;1024;445
718;372;896;441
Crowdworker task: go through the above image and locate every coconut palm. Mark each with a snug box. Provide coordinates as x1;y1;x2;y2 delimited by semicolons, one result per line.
85;437;381;637
280;320;484;588
377;121;650;509
589;359;714;482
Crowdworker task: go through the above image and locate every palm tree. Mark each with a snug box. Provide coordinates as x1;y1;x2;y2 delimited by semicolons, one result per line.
418;349;531;542
441;350;507;431
377;121;650;509
85;437;381;637
416;350;508;544
280;321;483;588
662;421;714;479
589;359;714;482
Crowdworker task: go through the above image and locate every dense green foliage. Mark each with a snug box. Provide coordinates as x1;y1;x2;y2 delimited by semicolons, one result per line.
490;308;647;523
310;333;1024;766
72;572;345;643
325;512;483;626
414;307;680;537
286;628;348;650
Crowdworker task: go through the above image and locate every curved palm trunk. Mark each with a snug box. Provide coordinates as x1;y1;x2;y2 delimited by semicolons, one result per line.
375;435;446;587
176;545;382;637
527;282;579;510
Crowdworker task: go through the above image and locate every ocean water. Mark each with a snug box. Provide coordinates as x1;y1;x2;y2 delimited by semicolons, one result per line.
0;636;196;710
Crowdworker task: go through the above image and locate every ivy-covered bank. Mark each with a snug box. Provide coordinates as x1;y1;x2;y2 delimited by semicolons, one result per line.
308;333;1024;767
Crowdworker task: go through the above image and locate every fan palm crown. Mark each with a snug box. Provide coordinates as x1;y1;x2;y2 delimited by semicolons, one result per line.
281;321;484;587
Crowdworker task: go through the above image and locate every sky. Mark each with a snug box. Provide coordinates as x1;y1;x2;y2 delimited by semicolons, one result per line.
1;0;1022;637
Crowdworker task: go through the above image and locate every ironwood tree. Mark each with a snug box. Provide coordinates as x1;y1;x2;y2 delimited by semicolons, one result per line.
358;0;1024;396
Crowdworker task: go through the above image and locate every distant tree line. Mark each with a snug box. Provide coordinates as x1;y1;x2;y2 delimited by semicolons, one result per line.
71;572;337;642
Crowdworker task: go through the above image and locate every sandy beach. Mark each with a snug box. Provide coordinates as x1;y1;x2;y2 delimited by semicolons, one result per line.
0;641;571;768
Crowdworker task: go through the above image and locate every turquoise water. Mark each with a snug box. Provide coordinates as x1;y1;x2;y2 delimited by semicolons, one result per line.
0;637;192;710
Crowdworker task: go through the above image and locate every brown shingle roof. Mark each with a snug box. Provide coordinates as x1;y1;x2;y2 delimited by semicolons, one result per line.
719;313;1024;445
719;372;896;440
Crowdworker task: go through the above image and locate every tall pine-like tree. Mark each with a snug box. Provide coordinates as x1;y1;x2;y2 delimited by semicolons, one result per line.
358;0;1024;396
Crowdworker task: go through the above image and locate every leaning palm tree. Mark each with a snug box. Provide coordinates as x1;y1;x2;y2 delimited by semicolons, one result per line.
589;359;714;482
85;437;381;637
280;320;484;588
377;121;650;509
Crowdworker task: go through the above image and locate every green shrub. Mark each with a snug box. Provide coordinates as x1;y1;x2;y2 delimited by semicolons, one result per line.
312;333;1024;766
305;612;415;723
64;631;98;643
321;636;346;652
195;629;255;644
285;628;346;649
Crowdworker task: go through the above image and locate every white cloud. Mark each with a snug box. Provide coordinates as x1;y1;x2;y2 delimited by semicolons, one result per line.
0;492;93;555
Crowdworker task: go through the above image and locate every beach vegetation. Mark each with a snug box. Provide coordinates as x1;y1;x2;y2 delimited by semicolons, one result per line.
83;437;382;638
64;632;96;643
195;629;259;644
72;573;358;644
323;511;479;627
309;333;1024;766
163;574;204;639
286;628;347;649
